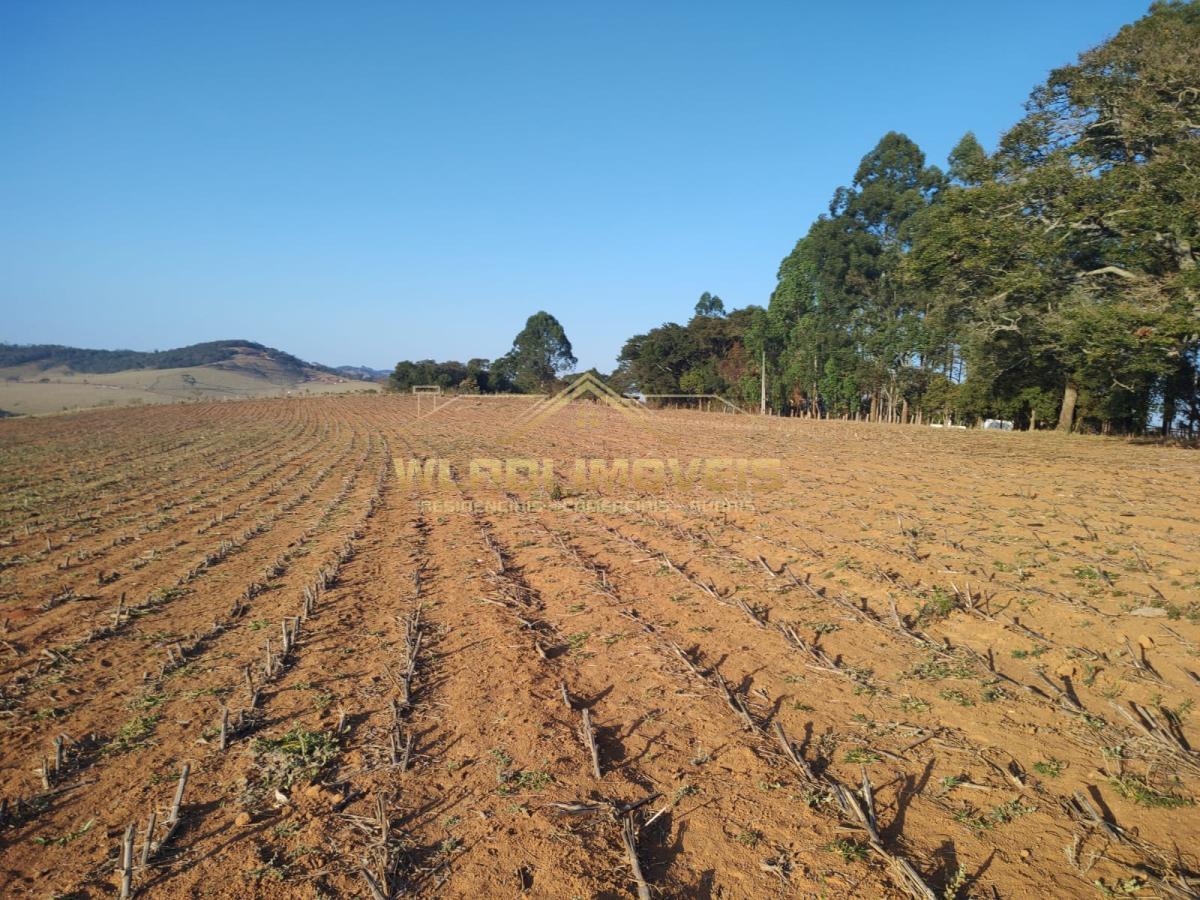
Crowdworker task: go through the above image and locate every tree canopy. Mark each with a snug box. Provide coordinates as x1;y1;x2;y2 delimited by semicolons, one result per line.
491;311;578;392
614;1;1200;433
386;312;575;394
694;292;726;318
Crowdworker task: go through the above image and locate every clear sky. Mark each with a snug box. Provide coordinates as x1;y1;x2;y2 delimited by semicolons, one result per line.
0;1;1154;372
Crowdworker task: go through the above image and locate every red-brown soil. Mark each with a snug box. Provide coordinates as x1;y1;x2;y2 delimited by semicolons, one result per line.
1;395;1198;898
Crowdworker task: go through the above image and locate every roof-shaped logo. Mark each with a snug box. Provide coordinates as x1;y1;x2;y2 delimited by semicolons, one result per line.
504;371;651;436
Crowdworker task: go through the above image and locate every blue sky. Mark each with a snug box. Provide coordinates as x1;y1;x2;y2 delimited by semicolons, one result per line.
0;1;1152;371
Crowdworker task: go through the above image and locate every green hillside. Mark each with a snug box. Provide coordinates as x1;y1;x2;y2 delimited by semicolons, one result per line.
0;340;337;377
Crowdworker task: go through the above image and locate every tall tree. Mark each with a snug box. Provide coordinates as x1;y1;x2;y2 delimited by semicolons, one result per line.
766;132;943;419
946;132;990;187
694;291;726;317
493;311;578;392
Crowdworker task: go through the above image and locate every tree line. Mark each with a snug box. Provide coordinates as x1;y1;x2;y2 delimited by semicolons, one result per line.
392;3;1197;434
616;2;1199;433
387;311;579;394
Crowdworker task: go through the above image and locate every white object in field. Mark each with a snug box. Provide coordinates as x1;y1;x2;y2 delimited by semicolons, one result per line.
929;423;967;430
411;385;442;394
982;419;1014;431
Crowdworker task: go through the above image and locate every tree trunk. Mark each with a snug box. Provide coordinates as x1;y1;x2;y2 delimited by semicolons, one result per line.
759;350;766;415
1163;394;1176;437
1057;379;1078;433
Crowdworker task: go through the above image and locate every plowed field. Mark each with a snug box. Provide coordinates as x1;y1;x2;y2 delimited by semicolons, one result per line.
2;396;1198;898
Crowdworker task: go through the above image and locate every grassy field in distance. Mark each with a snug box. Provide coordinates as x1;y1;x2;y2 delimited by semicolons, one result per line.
0;364;379;416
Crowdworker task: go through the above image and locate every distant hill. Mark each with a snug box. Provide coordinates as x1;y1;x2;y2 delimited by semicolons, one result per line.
0;340;378;416
0;340;339;378
333;364;390;381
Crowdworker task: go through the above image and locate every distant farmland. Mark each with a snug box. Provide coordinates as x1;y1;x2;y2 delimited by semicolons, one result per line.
0;355;378;416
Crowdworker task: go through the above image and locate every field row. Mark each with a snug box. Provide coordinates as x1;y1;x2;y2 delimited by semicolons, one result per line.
0;395;1197;898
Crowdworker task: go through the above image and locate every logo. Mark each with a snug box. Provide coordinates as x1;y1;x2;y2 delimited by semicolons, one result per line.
504;371;654;436
392;370;783;503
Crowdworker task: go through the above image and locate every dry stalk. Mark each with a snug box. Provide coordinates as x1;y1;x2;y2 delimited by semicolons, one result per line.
772;720;816;781
830;768;936;900
118;822;135;900
1123;636;1164;683
157;763;190;851
581;708;602;779
713;668;756;731
621;812;651;900
140;810;157;867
